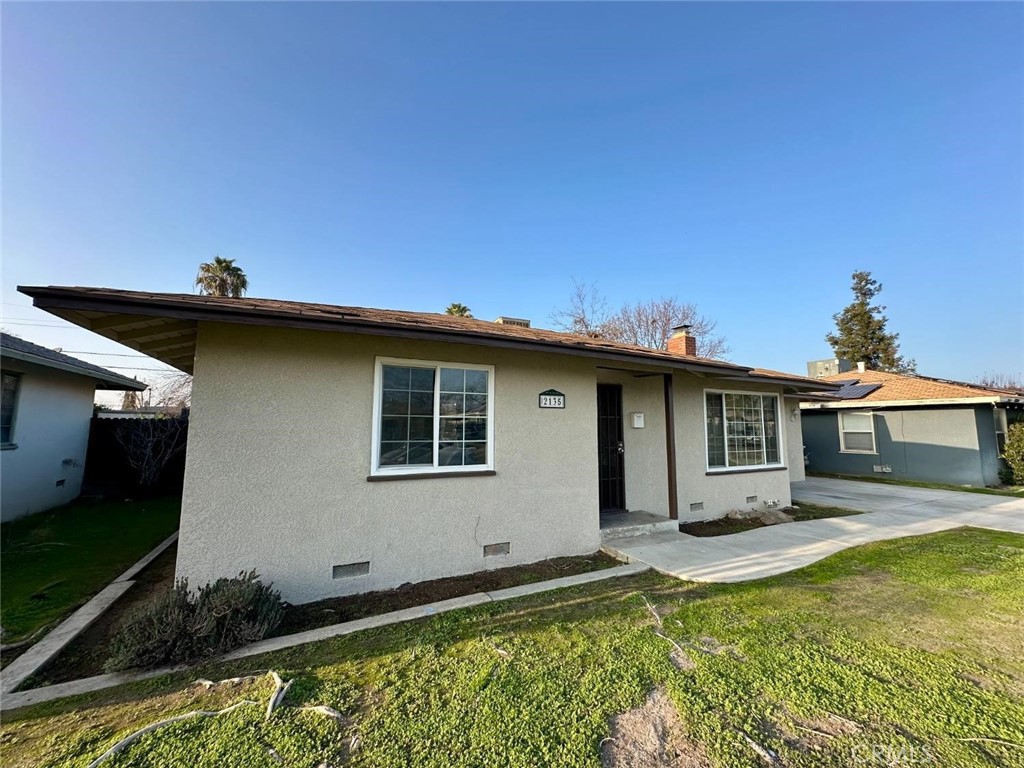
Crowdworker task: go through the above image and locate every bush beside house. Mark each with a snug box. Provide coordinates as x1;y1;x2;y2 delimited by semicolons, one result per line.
105;571;283;671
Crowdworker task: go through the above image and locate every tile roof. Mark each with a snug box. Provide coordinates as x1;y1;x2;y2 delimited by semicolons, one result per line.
18;286;832;390
0;332;146;390
812;368;1021;404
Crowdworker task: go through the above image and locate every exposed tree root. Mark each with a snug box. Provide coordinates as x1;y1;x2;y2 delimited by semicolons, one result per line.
956;737;1024;750
298;704;346;723
735;729;781;766
265;671;293;720
85;700;260;767
193;673;264;690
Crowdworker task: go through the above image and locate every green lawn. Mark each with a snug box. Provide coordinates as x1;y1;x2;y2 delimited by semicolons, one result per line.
808;470;1024;497
0;497;181;642
2;527;1022;767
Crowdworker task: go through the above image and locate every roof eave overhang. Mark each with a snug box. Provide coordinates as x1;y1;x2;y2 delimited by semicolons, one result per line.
800;396;1018;410
0;347;147;391
714;374;840;393
19;286;769;378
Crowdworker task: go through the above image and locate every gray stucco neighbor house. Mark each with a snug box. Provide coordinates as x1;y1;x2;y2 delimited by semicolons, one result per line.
20;285;832;604
801;367;1023;488
1;332;146;521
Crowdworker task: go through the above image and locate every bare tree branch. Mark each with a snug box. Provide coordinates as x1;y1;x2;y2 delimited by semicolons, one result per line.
550;279;612;338
552;282;730;358
113;416;188;488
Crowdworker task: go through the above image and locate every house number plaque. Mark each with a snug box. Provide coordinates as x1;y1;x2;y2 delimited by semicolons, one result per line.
539;389;566;409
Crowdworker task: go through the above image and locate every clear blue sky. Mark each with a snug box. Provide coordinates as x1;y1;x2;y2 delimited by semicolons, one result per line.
3;2;1022;389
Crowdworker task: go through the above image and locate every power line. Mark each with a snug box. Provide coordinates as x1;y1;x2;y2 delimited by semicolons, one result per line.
102;370;177;376
58;350;152;358
1;320;90;328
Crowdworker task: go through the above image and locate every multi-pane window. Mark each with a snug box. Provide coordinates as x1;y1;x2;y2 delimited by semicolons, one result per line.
374;359;493;475
1;373;20;445
705;391;781;469
839;411;876;453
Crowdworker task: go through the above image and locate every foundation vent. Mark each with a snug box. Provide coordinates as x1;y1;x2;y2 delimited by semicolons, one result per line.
689;502;704;513
332;561;370;579
746;495;758;504
483;542;511;557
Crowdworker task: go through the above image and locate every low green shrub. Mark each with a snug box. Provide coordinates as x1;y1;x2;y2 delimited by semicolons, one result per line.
105;571;282;672
193;572;285;655
105;582;197;671
1004;423;1024;485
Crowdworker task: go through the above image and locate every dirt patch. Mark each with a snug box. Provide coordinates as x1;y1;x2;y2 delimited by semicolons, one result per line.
26;543;179;686
276;552;620;636
601;687;712;768
774;708;862;752
680;504;861;537
679;518;764;537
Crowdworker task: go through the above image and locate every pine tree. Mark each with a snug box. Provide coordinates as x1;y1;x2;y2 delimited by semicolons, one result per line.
826;271;916;373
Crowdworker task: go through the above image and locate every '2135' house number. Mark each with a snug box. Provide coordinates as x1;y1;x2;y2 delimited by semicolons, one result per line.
539;389;566;409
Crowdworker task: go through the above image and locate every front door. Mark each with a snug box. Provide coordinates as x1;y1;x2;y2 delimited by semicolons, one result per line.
597;383;627;513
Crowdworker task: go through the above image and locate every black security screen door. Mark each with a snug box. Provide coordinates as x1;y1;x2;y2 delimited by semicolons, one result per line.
597;384;627;513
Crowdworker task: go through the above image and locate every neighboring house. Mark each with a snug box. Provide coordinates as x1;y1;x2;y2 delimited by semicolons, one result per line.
20;286;831;603
0;332;147;521
800;364;1024;487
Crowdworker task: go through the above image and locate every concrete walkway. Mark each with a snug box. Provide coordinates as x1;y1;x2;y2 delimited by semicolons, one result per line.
0;561;648;711
602;478;1024;583
0;532;179;696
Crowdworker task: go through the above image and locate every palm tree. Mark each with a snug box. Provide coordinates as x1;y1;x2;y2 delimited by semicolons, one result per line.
445;302;472;317
195;256;249;298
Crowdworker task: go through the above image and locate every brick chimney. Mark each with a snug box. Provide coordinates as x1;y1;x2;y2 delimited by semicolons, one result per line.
667;324;697;356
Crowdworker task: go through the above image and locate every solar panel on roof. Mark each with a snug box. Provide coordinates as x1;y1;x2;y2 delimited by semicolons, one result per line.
832;382;882;400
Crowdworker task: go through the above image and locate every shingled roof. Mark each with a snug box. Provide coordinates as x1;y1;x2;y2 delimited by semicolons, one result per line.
802;368;1023;408
17;285;829;391
0;332;146;390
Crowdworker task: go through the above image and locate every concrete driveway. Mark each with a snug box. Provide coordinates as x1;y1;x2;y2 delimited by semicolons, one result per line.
601;477;1024;583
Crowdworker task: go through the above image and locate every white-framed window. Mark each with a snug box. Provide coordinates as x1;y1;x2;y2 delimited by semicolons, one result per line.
370;357;494;476
1;372;20;446
704;390;782;471
839;411;876;454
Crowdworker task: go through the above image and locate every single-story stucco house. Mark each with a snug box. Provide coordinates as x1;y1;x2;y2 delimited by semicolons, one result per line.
1;332;147;521
20;286;832;603
801;365;1024;487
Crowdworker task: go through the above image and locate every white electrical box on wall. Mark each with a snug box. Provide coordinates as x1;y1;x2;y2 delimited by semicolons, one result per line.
631;412;645;429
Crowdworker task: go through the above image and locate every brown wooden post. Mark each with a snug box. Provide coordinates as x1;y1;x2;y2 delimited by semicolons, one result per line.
663;373;679;520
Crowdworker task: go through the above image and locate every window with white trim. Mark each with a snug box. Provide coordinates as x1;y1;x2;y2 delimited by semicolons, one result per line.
704;391;781;470
839;411;876;453
372;358;494;475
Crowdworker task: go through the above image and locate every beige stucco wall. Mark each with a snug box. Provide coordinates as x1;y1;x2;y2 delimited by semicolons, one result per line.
596;369;669;517
178;323;602;604
0;360;95;521
672;373;794;522
785;397;806;483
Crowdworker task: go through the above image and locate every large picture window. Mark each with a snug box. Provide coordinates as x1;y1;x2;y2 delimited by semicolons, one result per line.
839;411;876;454
372;358;494;476
704;391;781;470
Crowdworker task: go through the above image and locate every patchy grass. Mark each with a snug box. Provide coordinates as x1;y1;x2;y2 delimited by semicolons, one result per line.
808;471;1024;497
0;497;180;642
680;502;861;537
2;528;1023;768
25;544;180;686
